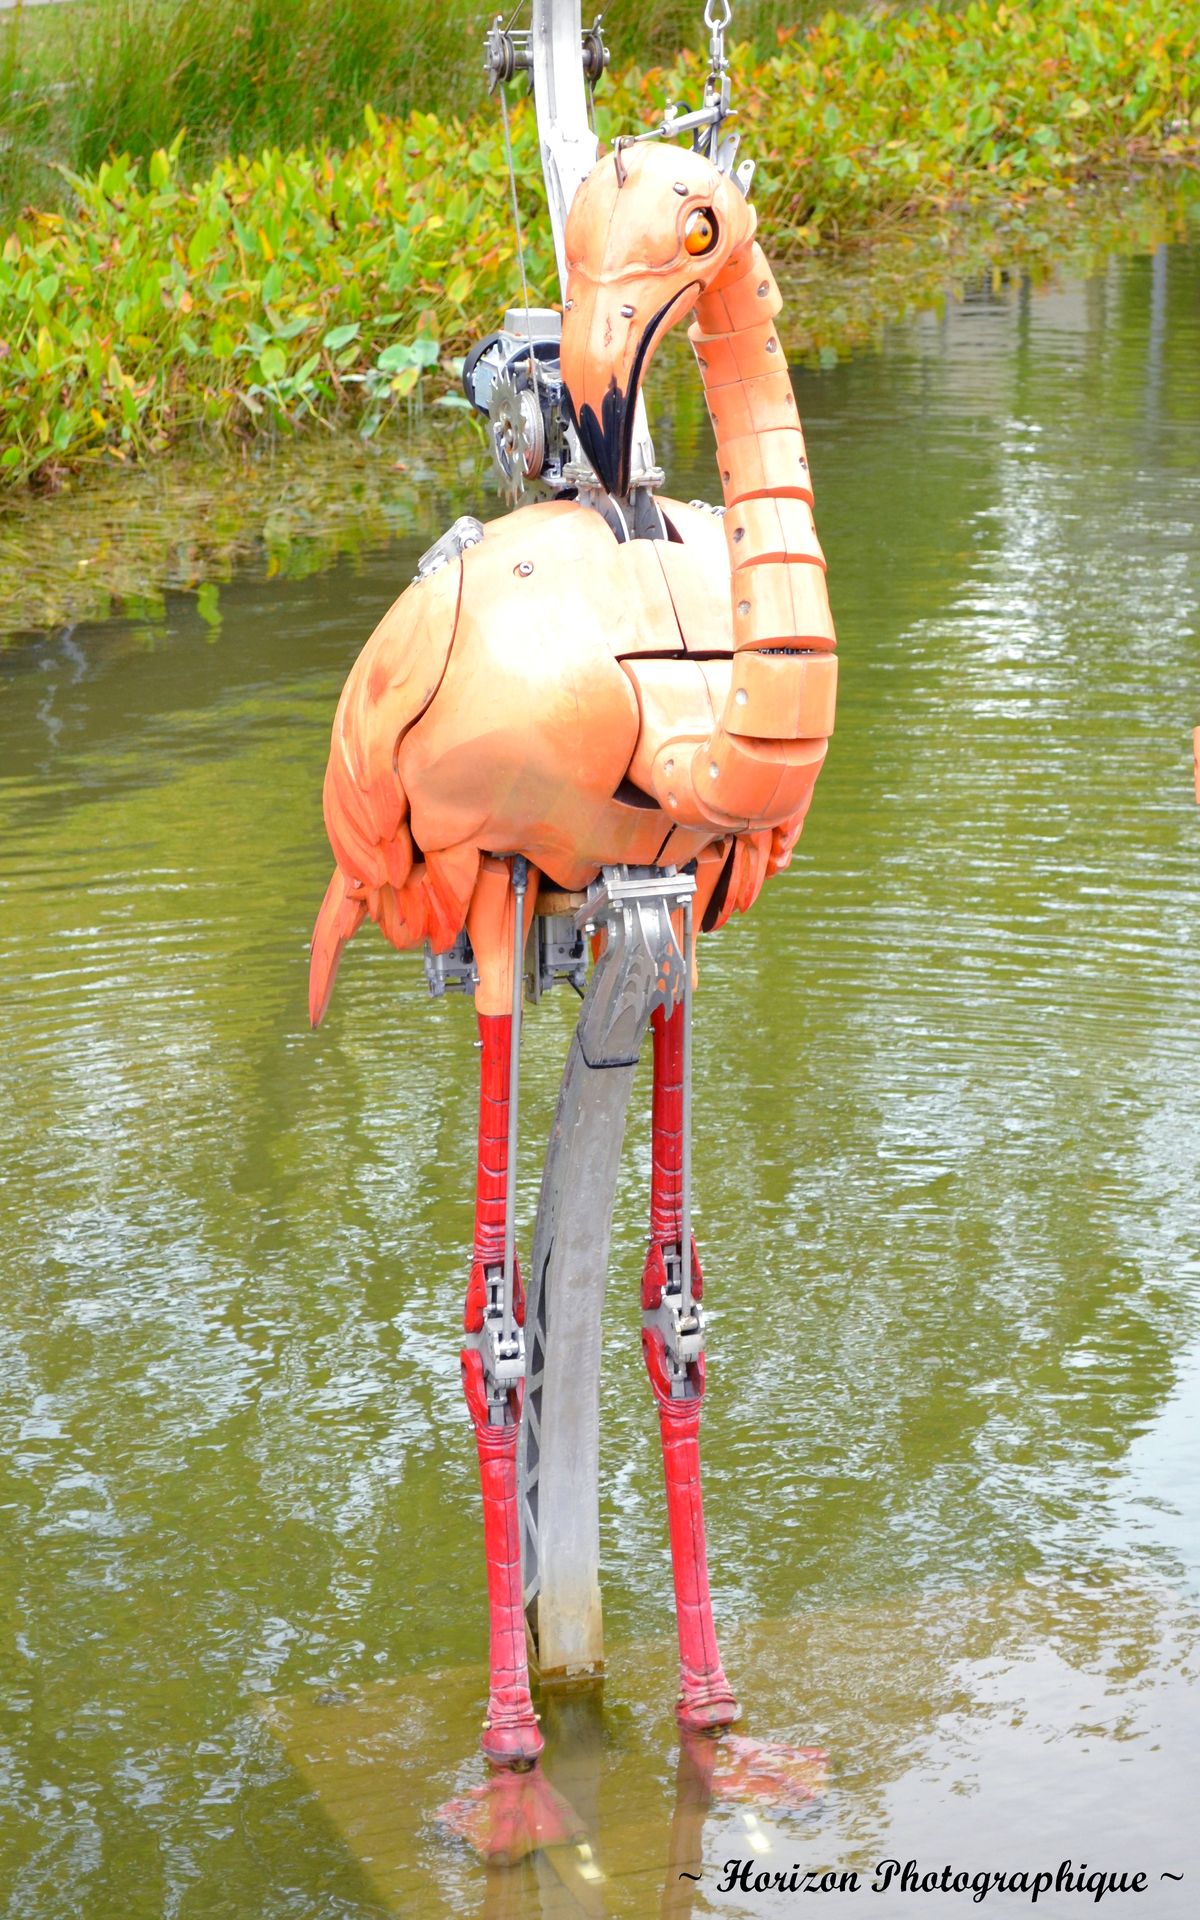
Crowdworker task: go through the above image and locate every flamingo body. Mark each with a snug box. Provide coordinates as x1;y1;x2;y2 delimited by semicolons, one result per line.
312;495;830;1021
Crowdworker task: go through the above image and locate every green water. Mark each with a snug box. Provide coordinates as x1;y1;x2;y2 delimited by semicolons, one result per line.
2;238;1198;1917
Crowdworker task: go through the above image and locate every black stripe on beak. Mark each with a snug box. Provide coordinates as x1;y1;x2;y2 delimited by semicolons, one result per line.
566;285;698;498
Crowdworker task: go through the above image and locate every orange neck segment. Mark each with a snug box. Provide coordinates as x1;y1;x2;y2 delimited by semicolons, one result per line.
647;237;838;842
689;241;836;658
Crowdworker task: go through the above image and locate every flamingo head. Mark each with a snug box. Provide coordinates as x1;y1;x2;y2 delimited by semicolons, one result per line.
560;139;756;497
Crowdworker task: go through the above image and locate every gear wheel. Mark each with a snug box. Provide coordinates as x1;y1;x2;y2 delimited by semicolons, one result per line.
488;371;546;506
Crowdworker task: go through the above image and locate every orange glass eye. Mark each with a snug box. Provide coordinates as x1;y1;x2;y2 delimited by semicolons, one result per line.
684;208;718;257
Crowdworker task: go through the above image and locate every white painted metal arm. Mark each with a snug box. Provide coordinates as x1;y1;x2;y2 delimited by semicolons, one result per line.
530;0;597;297
530;0;657;485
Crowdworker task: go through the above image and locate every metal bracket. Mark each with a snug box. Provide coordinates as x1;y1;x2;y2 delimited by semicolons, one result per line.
645;1279;706;1379
527;911;588;1003
574;864;695;1067
423;930;477;997
469;1269;527;1391
464;1267;527;1430
484;14;608;95
414;515;485;582
485;1320;526;1390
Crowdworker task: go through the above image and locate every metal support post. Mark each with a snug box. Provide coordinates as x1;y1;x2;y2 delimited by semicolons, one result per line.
529;0;657;486
518;865;695;1680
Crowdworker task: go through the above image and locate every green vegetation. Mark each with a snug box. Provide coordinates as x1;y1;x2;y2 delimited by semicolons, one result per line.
4;177;1194;640
0;0;1196;491
0;0;819;215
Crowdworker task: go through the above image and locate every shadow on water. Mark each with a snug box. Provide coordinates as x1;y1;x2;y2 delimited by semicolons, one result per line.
1;227;1199;1916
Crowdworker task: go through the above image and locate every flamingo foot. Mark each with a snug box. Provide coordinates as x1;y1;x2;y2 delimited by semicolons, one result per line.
437;1764;584;1864
676;1664;740;1732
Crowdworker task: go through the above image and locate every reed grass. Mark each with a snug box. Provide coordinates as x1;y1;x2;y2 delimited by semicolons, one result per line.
0;0;828;217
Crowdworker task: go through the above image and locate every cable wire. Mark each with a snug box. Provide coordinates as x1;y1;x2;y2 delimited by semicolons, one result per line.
497;79;539;391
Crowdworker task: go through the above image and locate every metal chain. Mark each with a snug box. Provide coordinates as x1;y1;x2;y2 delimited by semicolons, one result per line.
704;0;732;73
596;1;732;72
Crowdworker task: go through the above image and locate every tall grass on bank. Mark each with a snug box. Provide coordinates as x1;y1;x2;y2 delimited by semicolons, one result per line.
0;0;824;216
0;0;1196;491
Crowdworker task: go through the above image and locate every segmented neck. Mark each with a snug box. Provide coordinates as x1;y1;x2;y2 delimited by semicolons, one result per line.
689;242;836;658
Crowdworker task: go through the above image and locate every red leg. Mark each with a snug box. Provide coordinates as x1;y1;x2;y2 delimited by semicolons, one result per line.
641;1004;739;1732
460;1009;543;1767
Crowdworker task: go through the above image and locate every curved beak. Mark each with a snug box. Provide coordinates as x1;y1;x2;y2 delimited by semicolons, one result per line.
560;275;699;496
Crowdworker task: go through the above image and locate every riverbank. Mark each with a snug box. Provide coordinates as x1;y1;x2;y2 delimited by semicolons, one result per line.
1;0;1196;497
2;173;1196;640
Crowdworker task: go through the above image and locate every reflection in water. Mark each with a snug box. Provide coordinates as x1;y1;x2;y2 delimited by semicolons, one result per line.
1;235;1199;1916
265;1573;1197;1917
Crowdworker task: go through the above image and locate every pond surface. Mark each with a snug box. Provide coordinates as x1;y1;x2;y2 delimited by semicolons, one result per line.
1;234;1198;1918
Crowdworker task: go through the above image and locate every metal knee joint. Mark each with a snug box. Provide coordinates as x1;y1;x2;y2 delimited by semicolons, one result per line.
465;1264;527;1422
643;1239;706;1397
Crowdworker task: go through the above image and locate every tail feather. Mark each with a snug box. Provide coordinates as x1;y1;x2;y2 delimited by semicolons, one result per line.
309;869;367;1027
425;844;482;951
310;551;473;1020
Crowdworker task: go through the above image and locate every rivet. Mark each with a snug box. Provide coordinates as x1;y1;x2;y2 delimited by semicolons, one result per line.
757;281;769;297
515;561;534;577
738;599;750;615
564;298;574;310
620;303;635;318
673;182;688;196
664;757;675;775
722;469;730;483
733;526;745;542
667;792;677;808
735;686;748;706
766;337;778;353
709;762;720;780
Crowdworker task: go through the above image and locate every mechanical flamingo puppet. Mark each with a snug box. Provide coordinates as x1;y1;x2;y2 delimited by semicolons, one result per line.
309;109;836;1767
